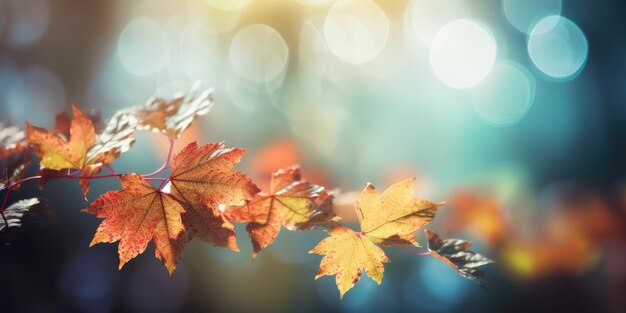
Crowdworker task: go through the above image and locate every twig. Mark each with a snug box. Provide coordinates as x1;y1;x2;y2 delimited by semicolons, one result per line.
399;246;432;257
143;137;174;177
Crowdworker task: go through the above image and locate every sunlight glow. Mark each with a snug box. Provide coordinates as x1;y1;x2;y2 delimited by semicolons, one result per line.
324;0;389;64
429;19;497;89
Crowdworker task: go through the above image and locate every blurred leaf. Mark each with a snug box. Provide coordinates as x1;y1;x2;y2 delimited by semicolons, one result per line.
124;86;214;138
1;149;32;189
0;198;53;244
425;229;494;286
0;122;28;158
444;190;508;246
227;165;338;258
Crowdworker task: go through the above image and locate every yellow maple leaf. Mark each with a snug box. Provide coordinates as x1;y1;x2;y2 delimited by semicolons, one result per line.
357;178;441;246
310;226;388;298
26;105;136;197
26;105;96;170
310;178;442;298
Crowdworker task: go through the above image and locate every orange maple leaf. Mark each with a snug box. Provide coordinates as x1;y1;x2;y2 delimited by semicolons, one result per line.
227;165;338;258
169;141;259;251
83;174;185;275
310;178;442;298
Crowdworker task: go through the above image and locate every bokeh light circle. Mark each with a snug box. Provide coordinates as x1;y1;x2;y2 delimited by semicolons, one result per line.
4;0;50;48
472;61;536;126
429;19;497;89
186;0;240;34
118;16;170;76
203;0;252;11
229;24;289;83
180;22;221;83
299;0;332;5
323;0;389;64
528;15;588;80
502;0;562;34
407;0;469;46
6;66;65;126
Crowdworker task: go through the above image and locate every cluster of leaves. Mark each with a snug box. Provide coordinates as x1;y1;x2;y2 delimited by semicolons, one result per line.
0;87;493;298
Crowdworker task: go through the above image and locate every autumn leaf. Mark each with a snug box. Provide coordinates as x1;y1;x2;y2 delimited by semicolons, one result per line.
1;198;39;232
123;86;214;138
0;122;29;158
1;149;32;189
227;165;338;258
54;109;104;138
425;229;494;286
169;141;258;251
27;105;96;170
310;226;389;299
83;174;185;275
27;105;136;197
357;178;442;246
311;178;441;297
0;198;53;243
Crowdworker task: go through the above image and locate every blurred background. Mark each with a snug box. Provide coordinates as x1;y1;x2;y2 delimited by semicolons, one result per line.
1;0;625;312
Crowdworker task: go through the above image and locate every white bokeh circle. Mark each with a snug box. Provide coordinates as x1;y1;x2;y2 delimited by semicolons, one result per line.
323;0;389;64
118;16;170;76
429;19;497;89
502;0;562;34
229;24;289;83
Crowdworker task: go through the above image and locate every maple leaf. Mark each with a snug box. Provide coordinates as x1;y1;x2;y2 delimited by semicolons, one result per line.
0;122;29;158
310;226;389;299
311;178;442;297
123;86;214;138
357;178;442;246
26;105;96;170
27;106;136;197
1;198;39;232
227;165;338;258
0;122;33;190
53;109;104;138
169;142;258;252
1;149;32;188
83;174;185;275
425;229;494;286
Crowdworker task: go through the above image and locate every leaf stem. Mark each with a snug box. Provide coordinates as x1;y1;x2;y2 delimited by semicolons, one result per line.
0;137;176;213
399;246;432;257
143;137;174;177
104;163;119;175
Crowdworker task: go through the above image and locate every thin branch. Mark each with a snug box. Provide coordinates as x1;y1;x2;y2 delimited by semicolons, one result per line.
104;163;119;175
0;189;10;214
143;137;174;177
158;178;170;191
0;137;176;212
399;245;432;257
144;177;167;182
